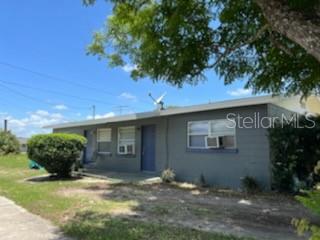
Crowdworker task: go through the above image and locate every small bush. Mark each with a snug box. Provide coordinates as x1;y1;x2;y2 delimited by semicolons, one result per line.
269;115;320;192
161;168;175;183
241;176;261;193
292;164;320;239
314;161;320;176
198;173;208;188
0;130;20;155
27;133;86;178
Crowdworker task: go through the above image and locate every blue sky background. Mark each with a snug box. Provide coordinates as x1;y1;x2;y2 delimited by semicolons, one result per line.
0;0;253;137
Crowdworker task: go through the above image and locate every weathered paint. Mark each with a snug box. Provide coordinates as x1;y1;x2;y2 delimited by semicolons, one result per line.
54;104;274;190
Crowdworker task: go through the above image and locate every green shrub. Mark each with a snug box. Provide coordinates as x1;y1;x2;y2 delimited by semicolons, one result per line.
241;176;261;194
269;115;320;192
197;173;208;188
0;130;20;155
27;133;86;177
293;190;320;240
161;168;175;183
315;161;320;176
293;164;320;240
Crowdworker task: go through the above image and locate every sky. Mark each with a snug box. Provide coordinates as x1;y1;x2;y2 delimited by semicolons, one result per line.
0;1;253;137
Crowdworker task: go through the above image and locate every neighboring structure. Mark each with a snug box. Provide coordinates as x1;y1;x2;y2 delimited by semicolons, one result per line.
17;137;28;153
46;95;308;190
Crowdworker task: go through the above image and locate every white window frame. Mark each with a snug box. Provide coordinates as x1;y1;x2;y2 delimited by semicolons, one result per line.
187;121;209;149
97;128;112;154
118;126;135;155
187;119;236;149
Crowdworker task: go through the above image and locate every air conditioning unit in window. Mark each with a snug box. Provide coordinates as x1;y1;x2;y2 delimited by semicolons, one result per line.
118;144;135;154
126;144;134;154
119;145;127;154
205;136;220;149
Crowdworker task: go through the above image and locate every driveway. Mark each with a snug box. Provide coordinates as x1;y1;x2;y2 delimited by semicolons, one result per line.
0;196;70;240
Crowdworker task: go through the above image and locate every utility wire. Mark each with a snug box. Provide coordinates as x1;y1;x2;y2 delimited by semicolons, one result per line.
0;83;89;110
0;61;118;96
0;94;32;112
0;60;152;106
0;79;122;107
0;82;143;116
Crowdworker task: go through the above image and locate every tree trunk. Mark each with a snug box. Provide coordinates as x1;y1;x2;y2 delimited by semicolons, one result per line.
254;0;320;63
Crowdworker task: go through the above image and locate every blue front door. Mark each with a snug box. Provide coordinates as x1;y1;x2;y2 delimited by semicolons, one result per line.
84;130;95;164
141;125;156;172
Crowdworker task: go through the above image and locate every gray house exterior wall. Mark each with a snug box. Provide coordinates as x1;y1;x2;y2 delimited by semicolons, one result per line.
54;103;272;190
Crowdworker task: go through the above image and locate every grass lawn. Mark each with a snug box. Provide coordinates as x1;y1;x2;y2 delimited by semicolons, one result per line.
0;154;252;240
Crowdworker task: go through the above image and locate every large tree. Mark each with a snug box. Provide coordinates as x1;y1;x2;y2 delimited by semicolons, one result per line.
85;0;320;97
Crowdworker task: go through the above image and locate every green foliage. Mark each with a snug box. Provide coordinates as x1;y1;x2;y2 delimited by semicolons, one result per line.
0;155;251;240
287;0;320;15
297;190;320;216
86;0;320;96
293;164;320;240
161;168;176;183
269;115;320;192
27;133;86;177
241;176;261;194
63;211;251;240
198;173;208;188
0;130;20;155
315;161;320;176
292;217;320;240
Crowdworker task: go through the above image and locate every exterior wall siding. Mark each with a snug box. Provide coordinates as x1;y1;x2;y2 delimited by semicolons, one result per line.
54;118;168;173
166;104;270;190
54;104;271;190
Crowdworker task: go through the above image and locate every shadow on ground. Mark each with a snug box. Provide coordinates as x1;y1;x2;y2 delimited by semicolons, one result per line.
25;175;83;183
57;181;316;240
62;210;245;240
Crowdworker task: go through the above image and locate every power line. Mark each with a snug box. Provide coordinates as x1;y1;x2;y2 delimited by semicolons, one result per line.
0;60;118;96
0;83;89;110
0;79;121;107
0;82;143;117
0;60;152;106
0;94;32;112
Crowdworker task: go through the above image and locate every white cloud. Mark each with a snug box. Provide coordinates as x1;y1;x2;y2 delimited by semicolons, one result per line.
227;88;252;97
118;92;137;102
86;112;115;120
1;110;66;138
53;104;68;110
121;64;137;73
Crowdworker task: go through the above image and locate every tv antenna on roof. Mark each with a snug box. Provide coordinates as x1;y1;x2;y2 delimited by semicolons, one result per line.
149;92;166;110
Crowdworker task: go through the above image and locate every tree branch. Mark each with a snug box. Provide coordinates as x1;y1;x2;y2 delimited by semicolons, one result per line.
268;30;294;57
254;0;320;63
208;24;269;68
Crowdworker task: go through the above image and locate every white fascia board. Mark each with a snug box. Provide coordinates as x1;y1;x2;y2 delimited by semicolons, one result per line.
45;95;279;129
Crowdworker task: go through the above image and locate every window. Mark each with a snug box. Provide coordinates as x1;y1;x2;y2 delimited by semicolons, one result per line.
118;126;135;154
187;119;236;149
97;128;111;153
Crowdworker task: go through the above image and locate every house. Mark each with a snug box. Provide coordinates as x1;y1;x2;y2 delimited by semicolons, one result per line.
46;95;308;190
17;137;28;153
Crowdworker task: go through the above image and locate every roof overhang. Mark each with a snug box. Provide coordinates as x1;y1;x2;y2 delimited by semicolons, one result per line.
44;95;298;129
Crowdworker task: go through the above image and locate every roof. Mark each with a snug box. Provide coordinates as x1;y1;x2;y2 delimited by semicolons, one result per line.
45;95;300;129
17;137;28;144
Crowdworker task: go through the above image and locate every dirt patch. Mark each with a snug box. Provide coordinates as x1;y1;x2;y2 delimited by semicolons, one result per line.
57;188;109;200
57;181;316;240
